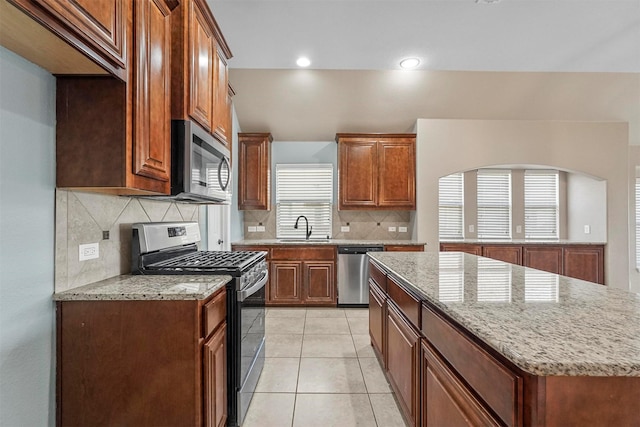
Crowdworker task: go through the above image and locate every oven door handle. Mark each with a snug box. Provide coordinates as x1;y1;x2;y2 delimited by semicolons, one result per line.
237;272;268;301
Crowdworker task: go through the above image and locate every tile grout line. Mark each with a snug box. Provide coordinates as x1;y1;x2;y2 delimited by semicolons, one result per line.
351;324;381;427
291;309;307;427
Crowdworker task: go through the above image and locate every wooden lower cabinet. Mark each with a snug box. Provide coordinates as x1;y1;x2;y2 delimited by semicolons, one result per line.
386;303;420;427
422;341;500;427
57;289;226;426
440;243;482;256
563;246;604;284
369;279;386;362
204;324;227;427
304;261;335;304
441;242;605;284
523;246;563;274
270;261;302;304
384;244;425;252
482;245;522;265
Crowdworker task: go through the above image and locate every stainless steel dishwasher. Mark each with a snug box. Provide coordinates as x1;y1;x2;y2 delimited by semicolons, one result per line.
337;245;384;306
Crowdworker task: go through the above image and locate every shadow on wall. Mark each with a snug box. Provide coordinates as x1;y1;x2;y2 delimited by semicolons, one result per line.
438;165;606;242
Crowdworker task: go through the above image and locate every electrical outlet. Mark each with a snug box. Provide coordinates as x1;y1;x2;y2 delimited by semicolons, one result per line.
256;226;266;232
79;243;99;261
248;226;257;232
388;226;396;232
516;225;522;233
584;225;591;234
399;226;408;233
341;226;350;232
469;225;475;233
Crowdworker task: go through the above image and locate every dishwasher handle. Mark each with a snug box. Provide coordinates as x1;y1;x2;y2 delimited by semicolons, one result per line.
337;246;384;255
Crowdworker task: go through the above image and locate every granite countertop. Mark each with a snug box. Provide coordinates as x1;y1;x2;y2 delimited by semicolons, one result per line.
368;252;640;377
440;239;606;245
53;274;232;301
233;239;426;246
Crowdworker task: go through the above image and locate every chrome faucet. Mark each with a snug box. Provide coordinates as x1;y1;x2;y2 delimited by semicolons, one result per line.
294;215;312;239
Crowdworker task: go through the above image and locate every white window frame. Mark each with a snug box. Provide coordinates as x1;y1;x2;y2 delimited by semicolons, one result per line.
636;177;640;270
477;169;511;239
524;170;559;239
275;164;333;239
439;173;464;240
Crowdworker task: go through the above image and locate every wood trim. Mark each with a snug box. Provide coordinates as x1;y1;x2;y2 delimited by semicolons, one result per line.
335;133;417;142
192;0;231;59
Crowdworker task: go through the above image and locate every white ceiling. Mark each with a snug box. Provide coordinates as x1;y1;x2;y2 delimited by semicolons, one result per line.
206;0;640;141
209;0;640;72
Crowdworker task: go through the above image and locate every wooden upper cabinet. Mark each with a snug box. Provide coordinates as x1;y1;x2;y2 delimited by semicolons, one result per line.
337;133;416;210
56;0;177;195
378;138;416;209
171;0;232;143
132;0;172;183
188;0;214;131
338;138;378;209
212;48;230;145
238;133;273;210
31;0;126;66
5;0;127;78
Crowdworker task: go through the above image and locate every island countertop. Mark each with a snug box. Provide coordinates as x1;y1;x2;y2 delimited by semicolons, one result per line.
368;251;640;377
53;274;232;301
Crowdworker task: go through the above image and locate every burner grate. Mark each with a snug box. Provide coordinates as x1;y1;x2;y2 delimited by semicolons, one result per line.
148;251;262;270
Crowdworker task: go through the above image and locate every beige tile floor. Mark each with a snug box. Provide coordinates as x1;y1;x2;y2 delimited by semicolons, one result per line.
243;307;407;427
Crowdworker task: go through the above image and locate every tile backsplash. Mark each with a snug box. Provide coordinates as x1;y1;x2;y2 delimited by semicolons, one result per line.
243;206;412;240
55;190;199;292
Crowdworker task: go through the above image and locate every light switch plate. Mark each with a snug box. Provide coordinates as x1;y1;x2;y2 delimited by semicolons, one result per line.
341;226;350;232
469;225;475;233
584;225;591;234
256;226;266;232
248;226;257;232
516;225;522;233
79;243;99;261
388;226;397;232
399;226;408;233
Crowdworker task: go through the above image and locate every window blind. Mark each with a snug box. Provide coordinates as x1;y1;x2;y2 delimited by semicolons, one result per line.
524;269;559;302
276;164;333;239
439;173;464;239
477;170;511;239
476;258;512;302
438;253;464;302
524;171;558;239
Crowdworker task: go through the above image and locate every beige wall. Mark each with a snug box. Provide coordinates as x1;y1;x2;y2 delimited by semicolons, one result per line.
416;119;629;290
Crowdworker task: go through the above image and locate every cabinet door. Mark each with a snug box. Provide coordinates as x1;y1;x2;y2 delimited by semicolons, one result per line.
421;341;500;427
212;47;230;145
482;245;522;265
238;134;272;210
132;0;171;184
303;261;335;305
270;261;302;304
440;243;482;256
369;280;386;363
339;139;378;209
523;246;563;274
378;138;416;209
33;0;127;68
563;246;604;284
188;0;214;131
204;323;227;427
386;303;420;426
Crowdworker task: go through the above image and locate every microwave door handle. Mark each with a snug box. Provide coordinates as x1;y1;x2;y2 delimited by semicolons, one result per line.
218;157;230;191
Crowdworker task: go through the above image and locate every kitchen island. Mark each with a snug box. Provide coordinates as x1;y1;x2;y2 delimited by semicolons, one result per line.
367;251;640;427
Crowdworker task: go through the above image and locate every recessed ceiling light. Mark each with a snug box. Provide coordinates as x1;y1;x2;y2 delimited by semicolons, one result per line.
476;0;501;4
296;57;311;67
399;58;420;69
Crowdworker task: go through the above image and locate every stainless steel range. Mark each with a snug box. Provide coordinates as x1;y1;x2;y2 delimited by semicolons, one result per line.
131;222;266;427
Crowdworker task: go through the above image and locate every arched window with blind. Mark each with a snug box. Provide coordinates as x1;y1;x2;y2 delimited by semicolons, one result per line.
477;170;511;239
439;173;464;239
524;170;559;239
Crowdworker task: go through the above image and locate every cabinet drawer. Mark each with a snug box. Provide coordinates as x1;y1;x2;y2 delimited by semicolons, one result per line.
387;275;420;329
384;244;424;252
203;289;226;338
369;261;387;292
272;246;335;261
422;305;522;427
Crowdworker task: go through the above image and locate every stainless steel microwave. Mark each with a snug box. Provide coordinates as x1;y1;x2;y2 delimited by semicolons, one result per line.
170;120;232;204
